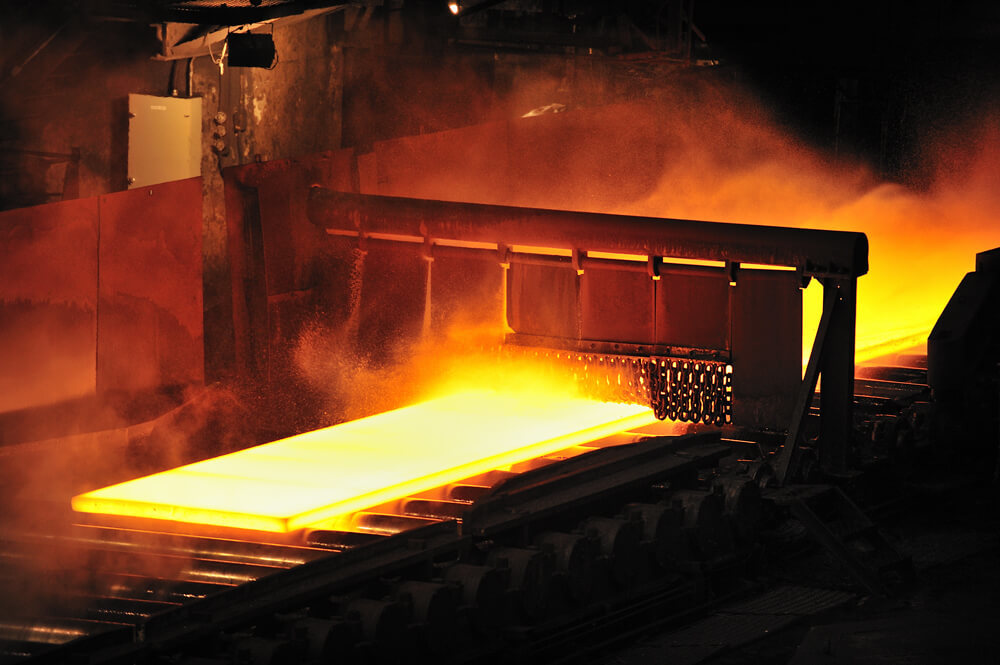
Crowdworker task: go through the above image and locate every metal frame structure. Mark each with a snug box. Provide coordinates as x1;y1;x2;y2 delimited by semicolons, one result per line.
307;187;868;483
307;188;866;275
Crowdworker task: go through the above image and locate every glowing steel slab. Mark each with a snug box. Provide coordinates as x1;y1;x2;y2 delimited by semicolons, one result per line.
72;391;655;532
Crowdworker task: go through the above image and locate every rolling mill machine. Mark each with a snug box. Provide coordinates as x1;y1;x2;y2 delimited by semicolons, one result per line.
1;167;996;665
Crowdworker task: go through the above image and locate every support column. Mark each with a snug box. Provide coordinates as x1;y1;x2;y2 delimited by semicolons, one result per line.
819;277;857;475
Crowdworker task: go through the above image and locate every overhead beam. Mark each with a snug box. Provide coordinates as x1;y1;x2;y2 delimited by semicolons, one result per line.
307;187;869;279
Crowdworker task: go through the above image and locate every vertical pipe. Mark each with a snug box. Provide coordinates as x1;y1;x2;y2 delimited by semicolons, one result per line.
500;256;511;332
346;246;366;346
819;277;856;475
422;255;433;341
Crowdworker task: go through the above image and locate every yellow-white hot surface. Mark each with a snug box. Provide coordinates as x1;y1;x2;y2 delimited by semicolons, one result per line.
72;390;656;532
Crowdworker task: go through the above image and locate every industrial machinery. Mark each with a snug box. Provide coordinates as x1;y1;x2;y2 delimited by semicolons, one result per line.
0;159;996;664
302;187;867;485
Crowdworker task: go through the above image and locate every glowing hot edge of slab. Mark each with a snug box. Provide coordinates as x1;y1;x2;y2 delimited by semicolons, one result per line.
72;391;657;533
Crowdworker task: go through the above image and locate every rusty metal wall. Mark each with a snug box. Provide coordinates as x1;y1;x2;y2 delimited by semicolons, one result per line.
508;262;800;429
96;178;205;393
656;271;731;351
730;270;802;430
0;178;204;421
581;268;655;345
0;198;99;413
576;267;735;351
431;253;505;337
509;264;579;341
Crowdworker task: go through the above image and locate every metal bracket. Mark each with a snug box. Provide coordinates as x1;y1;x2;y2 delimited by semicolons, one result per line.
797;266;812;290
647;255;661;281
774;284;837;485
498;242;511;269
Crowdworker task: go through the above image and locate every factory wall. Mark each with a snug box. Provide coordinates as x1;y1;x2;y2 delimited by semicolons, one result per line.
1;10;678;396
0;16;346;388
0;178;203;439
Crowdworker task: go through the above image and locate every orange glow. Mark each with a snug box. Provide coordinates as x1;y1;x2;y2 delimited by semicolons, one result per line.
511;245;572;256
661;257;726;268
740;263;796;271
587;251;646;262
72;390;655;532
376;92;996;367
607;103;1000;366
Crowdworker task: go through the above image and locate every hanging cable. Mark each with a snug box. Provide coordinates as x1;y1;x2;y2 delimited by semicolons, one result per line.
208;37;228;76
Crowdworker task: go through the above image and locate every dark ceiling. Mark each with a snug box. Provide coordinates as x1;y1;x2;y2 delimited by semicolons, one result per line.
1;0;997;182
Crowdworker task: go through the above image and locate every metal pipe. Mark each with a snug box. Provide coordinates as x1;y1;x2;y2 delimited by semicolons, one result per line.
447;484;492;502
401;499;471;520
308;188;868;278
81;549;281;586
103;574;230;603
304;530;384;550
74;595;181;624
351;513;443;535
0;618;112;645
854;366;927;384
1;539;277;586
333;235;723;276
9;22;66;78
68;526;327;568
